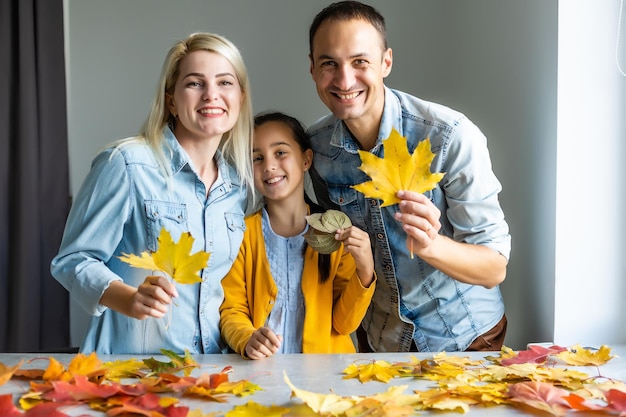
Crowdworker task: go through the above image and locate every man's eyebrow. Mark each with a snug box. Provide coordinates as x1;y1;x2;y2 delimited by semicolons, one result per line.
316;53;369;61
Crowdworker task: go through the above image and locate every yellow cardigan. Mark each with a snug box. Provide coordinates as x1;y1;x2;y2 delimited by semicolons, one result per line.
219;210;376;356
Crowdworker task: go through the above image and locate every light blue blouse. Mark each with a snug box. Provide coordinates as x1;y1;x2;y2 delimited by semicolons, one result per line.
261;208;305;353
51;127;247;354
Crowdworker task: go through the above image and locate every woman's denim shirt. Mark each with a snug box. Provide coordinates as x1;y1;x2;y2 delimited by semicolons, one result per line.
308;87;511;352
51;127;246;354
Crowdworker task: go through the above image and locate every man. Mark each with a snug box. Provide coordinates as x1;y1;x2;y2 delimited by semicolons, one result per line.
307;1;511;352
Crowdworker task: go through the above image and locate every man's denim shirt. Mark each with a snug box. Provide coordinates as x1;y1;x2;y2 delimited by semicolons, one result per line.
308;87;511;352
51;127;246;354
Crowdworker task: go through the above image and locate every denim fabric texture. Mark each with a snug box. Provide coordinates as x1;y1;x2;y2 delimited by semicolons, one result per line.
51;127;247;354
308;87;511;352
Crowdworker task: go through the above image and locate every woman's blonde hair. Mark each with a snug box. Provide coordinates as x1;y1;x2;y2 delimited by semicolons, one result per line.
139;32;254;192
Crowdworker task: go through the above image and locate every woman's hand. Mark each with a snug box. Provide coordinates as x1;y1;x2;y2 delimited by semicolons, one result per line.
100;275;178;320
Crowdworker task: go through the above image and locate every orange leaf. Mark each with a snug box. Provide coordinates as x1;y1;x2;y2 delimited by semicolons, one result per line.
67;352;102;377
0;360;23;386
42;357;70;382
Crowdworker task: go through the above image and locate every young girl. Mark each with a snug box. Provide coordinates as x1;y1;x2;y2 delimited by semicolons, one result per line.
219;112;375;359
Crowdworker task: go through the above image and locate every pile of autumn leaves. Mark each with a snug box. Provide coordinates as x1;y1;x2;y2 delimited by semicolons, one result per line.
0;349;262;416
0;344;625;416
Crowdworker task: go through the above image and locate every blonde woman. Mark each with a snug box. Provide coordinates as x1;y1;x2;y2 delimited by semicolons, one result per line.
52;33;254;354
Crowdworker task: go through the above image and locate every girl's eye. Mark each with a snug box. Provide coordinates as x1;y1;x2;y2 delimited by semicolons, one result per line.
252;155;263;163
219;80;234;86
187;81;203;88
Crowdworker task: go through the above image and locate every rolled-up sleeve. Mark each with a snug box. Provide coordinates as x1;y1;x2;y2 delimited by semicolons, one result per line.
441;118;511;260
51;149;130;315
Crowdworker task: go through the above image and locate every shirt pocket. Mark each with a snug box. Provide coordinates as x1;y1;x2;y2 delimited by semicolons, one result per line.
145;200;189;252
327;186;367;231
224;212;246;262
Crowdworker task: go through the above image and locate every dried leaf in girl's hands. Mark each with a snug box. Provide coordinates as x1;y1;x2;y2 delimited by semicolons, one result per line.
304;210;352;254
352;128;445;207
119;227;209;285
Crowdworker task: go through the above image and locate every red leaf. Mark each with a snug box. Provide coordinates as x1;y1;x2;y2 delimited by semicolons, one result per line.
501;345;567;365
0;394;22;417
607;389;626;413
0;395;77;417
508;381;571;416
45;375;120;402
106;393;189;417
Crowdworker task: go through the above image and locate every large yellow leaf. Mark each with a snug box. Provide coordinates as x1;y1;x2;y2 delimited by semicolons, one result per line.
352;128;445;207
284;371;354;415
556;344;613;366
225;401;289;417
119;227;209;285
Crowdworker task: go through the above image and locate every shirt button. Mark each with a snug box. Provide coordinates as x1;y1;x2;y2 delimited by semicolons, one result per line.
338;197;344;203
377;233;384;239
370;200;377;207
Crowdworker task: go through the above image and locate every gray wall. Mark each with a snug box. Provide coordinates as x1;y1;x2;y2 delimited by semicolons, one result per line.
65;0;559;349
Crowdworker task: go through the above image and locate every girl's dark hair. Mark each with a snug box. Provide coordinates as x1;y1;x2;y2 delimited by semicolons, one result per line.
254;111;331;283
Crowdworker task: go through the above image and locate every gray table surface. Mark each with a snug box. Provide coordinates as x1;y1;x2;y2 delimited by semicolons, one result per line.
1;346;625;416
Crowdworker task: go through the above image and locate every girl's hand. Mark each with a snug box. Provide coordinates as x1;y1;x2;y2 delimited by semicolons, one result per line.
245;327;283;359
335;226;375;287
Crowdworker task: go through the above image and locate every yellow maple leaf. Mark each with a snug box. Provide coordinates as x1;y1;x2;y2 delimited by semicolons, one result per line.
187;410;220;417
119;227;209;285
556;344;613;366
103;358;149;381
352;128;445;207
343;360;403;383
284;371;355;415
67;351;102;377
42;356;71;381
214;380;263;397
225;401;289;417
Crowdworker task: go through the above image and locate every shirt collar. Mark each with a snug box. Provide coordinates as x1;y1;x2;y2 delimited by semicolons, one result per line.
161;126;239;191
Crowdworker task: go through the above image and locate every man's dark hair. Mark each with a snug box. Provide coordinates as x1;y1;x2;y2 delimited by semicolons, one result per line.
308;1;387;57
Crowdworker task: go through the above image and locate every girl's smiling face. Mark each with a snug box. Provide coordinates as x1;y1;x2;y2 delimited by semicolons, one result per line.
252;121;312;202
